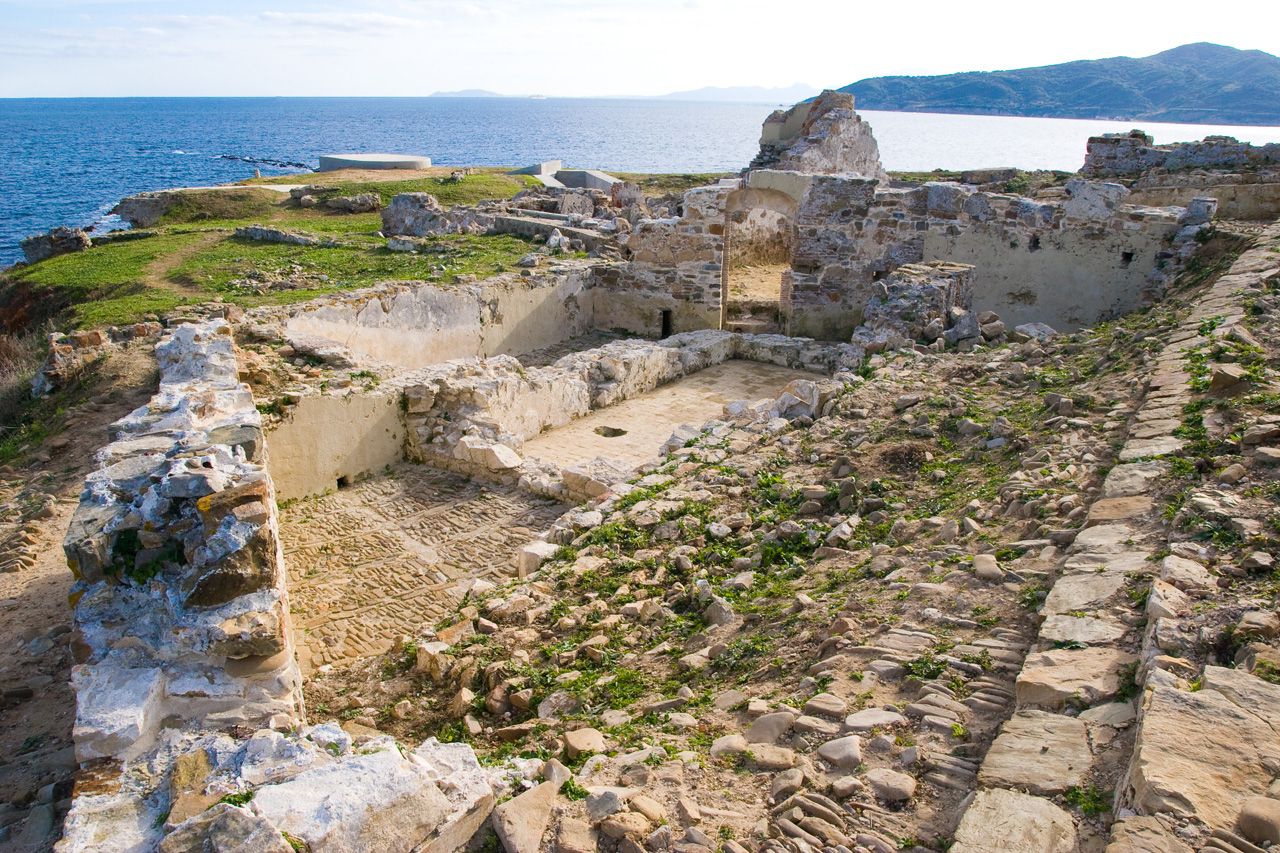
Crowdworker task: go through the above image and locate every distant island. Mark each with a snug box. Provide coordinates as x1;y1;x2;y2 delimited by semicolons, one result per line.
428;89;505;98
651;84;820;103
840;43;1280;126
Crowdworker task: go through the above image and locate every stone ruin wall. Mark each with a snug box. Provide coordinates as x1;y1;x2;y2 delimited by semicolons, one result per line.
750;90;890;184
763;170;1193;338
59;320;304;848
598;170;1196;342
278;261;597;371
589;206;724;337
1084;131;1280;178
1084;131;1280;220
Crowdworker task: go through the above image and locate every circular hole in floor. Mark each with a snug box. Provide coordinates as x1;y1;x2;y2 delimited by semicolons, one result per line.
594;426;628;438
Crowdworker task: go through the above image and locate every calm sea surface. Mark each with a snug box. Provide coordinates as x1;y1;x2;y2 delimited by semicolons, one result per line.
2;97;1279;266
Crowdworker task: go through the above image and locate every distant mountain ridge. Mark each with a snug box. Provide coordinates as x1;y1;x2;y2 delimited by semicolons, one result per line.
652;84;820;103
839;43;1280;126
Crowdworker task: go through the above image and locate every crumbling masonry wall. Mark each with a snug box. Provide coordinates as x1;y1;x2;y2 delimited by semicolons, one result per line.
596;171;1187;342
62;321;302;766
590;187;727;336
750;90;890;183
781;173;1186;338
1083;131;1280;178
401;331;860;502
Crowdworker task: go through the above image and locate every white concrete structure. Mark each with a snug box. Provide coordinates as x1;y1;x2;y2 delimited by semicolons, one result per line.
318;153;432;171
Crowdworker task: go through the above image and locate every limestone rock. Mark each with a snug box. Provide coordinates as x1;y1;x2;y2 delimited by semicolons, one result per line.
1125;678;1280;827
803;692;847;719
20;226;91;263
491;780;561;853
815;735;862;769
747;712;795;745
843;708;906;733
250;748;453;853
864;768;916;801
979;711;1091;795
160;803;291;853
1017;647;1139;709
563;728;606;759
952;788;1076;853
1160;555;1214;592
1103;815;1191;853
70;661;166;762
1238;796;1280;846
555;819;596;853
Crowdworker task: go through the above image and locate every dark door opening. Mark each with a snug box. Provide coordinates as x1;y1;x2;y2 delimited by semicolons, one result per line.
660;310;673;338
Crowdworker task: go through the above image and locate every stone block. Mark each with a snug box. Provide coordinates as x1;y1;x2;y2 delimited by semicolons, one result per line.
251;748;454;853
979;711;1091;795
952;788;1076;853
71;661;166;762
1016;647;1139;709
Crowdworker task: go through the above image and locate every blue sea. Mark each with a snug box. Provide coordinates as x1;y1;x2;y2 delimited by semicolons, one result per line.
3;96;1280;267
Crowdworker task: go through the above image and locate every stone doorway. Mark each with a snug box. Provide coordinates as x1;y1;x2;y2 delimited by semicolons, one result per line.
722;187;798;335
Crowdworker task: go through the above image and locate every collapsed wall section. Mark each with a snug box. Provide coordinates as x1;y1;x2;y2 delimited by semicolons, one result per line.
591;189;727;336
1083;131;1280;221
750;90;890;183
1084;130;1280;178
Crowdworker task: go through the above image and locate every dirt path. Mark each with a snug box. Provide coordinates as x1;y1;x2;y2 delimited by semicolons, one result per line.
142;230;228;293
0;346;158;850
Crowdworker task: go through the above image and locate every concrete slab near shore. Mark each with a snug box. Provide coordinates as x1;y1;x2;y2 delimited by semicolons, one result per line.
318;153;432;171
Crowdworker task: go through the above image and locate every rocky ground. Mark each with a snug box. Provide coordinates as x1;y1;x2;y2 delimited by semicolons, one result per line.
291;226;1280;853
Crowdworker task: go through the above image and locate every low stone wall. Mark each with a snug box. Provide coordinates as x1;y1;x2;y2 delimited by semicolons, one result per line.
233;224;322;247
1084;131;1280;178
280;263;596;370
59;320;303;849
1130;182;1280;221
63;321;303;745
402;331;857;501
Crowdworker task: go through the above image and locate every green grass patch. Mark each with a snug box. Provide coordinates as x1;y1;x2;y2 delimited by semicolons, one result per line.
152;188;283;226
170;232;537;295
1064;785;1112;815
3;231;203;328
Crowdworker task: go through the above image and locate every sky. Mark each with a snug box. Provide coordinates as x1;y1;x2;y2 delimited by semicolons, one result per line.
1;0;1277;98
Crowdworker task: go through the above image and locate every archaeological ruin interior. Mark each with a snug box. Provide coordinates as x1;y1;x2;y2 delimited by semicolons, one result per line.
5;90;1280;853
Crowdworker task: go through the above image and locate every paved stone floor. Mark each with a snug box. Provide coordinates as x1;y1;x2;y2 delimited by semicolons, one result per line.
280;464;566;673
521;361;817;470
